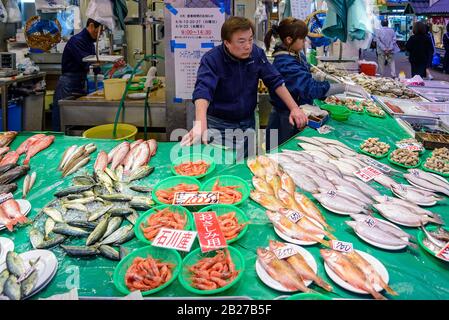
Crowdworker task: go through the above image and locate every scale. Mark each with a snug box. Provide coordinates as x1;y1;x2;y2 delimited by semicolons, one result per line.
0;53;18;78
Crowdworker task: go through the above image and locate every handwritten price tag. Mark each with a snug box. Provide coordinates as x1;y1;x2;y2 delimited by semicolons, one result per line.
437;242;449;262
152;228;197;252
273;245;298;260
0;193;13;204
331;240;354;253
359;157;391;173
396;143;423;152
354;166;383;182
326;190;337;198
364;217;377;228
317;125;334;135
279;208;304;223
173;192;220;206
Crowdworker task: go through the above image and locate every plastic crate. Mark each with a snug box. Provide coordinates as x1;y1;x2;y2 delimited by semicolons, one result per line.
0;100;23;131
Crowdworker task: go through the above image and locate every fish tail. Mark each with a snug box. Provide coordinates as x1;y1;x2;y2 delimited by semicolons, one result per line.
16;215;28;224
5;220;14;231
408;241;418;249
326;232;337;240
371;289;388;300
315;278;333;292
429;216;445;225
383;284;398;296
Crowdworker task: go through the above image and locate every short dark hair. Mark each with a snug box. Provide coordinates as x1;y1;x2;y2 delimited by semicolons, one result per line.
381;20;388;27
446;22;449;33
413;21;427;35
86;18;101;29
221;17;255;42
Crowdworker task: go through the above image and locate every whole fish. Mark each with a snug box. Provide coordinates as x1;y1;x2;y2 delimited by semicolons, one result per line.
247;158;266;178
52;223;91;237
58;145;77;171
62;203;88;212
94;151;108;172
257;155;278;176
269;240;333;292
6;251;25;277
36;234;67;249
67;220;98;230
44;217;55;239
0;269;9;295
23;135;55;165
108;142;124;163
129;142;151;172
252;176;274;195
373;195;440;219
127;165;154;183
276;189;304;213
0;131;17;148
63;146;87;172
0;165;29;184
373;203;443;227
115;165;124;182
373;174;398;189
278;208;334;240
294;193;331;230
313;192;370;214
325;172;357;190
308;174;335;191
61;245;99;257
391;184;441;205
320;249;386;300
250;191;285;212
88;204;114;222
3;275;21;300
303;150;332;162
104;167;119;182
129;185;152;193
282;149;315;161
63;156;90;177
2;199;27;224
130;139;143;150
111;142;130;170
257;247;313;292
345;250;398;296
328;159;358;176
98;194;132;202
21;268;38;297
346;221;415;248
100;225;134;245
403;173;449;197
108;207;136;217
0;151;19;166
62;196;96;206
86;215;110;246
43;207;64;223
72;175;96;186
350;214;413;240
289;173;319;193
98;245;120;261
279;173;295;195
408;169;449;190
29;227;44;249
343;176;381;199
16;134;45;155
84;143;97;154
112;226;135;245
266;210;329;246
0;163;17;175
54;185;93;198
334;185;374;205
102;217;123;239
126;211;139;225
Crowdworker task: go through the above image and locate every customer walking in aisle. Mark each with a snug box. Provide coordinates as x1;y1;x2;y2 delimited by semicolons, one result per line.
443;22;449;74
374;19;399;78
426;23;436;80
263;18;369;150
406;21;434;78
181;16;308;159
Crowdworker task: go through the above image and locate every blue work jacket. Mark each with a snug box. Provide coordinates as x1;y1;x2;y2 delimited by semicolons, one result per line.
61;28;96;74
269;49;330;113
192;44;285;122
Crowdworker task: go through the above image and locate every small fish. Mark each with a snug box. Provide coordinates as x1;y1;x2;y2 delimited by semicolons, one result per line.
88;204;114;222
252;176;274;195
102;217;123;239
43;207;64;223
67;220;98;230
62;203;89;212
94;151;108;172
86;215;110;246
129;185;152;193
3;275;21;300
100;225;134;245
63;156;91;177
127;166;154;183
98;194;132;202
61;245;99;257
98;245;120;261
52;223;91;237
250;190;285;212
104;167;119;182
247;158;266;178
21;268;38;297
0;269;9;295
36;235;67;249
72;175;96;186
129;197;154;211
6;251;25;278
54;185;94;198
59;145;78;171
29;228;44;249
22;175;30;199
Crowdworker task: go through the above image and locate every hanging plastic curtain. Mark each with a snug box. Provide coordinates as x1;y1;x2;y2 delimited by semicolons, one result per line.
112;0;128;31
322;0;355;42
347;0;375;50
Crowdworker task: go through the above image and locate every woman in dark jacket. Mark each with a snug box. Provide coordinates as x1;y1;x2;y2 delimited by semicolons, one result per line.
443;23;449;74
406;21;434;78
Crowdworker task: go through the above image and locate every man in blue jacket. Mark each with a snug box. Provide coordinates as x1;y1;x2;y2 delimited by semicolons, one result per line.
181;17;307;158
52;18;103;132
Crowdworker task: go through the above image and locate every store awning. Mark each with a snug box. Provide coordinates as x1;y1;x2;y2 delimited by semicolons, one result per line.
424;0;449;14
405;0;449;15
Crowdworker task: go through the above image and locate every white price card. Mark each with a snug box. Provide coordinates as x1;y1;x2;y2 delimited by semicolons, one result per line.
331;240;354;253
359;157;391;173
279;208;304;223
364;216;377;228
151;228;197;252
173;191;220;206
0;192;13;204
396;143;423;152
437;242;449;262
354;166;383;182
326;190;337;198
317;125;334;135
273;245;298;260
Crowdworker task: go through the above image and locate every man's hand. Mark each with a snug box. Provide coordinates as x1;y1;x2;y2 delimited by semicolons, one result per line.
289;107;308;129
180;120;208;146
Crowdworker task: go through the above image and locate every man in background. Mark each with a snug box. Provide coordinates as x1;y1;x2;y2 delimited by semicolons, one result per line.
374;20;398;78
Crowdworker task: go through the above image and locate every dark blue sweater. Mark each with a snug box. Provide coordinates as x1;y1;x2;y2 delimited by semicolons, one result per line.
192;44;285;122
269;49;330;112
61;28;96;74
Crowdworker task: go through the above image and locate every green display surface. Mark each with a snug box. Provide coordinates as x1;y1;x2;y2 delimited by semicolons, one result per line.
2;112;449;300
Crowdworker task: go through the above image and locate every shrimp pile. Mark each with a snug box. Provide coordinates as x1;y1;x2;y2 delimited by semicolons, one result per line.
174;160;210;176
188;249;239;290
155;183;200;204
212;180;242;204
140;207;187;240
216;211;247;241
125;255;175;291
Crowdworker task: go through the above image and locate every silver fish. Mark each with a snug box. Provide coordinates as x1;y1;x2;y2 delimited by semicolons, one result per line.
59;145;77;171
102;217;123;239
313;192;369;214
86;215;110;246
373;195;440;219
53;223;91;237
391;184;441;205
403;173;449;197
421;224;447;248
350;214;413;240
100;225;134;245
6;251;25;278
22;174;30;199
343;176;381;199
334;185;374;205
29;228;44;249
408;169;449;190
63;156;90;177
374;203;443;227
88;204;114;222
328;159;358;176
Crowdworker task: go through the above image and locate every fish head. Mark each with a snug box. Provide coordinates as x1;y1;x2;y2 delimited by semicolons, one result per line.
257;247;276;262
268;239;284;250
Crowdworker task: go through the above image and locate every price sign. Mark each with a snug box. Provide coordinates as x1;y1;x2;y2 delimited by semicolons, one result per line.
273;245;298;260
0;193;13;204
331;240;354;253
396;143;423;152
359;157;391;173
279;208;304;223
193;212;227;253
364;217;377;228
317;125;334;135
152;228;197;252
354;166;383;182
173;192;220;206
437;242;449;261
326;190;337;198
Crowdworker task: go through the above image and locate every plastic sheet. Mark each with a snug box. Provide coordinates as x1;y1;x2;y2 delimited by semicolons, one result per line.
2;114;449;299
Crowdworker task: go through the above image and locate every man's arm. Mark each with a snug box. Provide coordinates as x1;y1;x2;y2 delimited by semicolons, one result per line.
181;99;209;146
